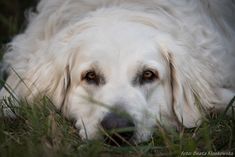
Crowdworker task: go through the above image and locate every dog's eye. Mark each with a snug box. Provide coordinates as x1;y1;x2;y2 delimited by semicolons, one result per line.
140;70;158;84
86;71;96;80
82;71;100;85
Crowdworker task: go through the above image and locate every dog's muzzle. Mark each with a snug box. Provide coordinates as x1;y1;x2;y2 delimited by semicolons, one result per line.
101;112;135;145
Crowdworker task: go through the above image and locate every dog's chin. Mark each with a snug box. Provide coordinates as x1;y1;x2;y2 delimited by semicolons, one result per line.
76;123;153;145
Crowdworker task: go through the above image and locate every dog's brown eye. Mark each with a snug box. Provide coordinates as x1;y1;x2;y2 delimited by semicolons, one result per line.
143;70;153;79
140;70;158;84
86;71;96;80
82;70;105;86
83;71;100;85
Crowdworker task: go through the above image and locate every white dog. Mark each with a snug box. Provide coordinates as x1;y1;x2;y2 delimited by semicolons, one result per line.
0;0;235;143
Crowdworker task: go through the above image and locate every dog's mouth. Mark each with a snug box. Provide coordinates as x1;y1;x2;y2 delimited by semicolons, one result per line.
100;112;136;146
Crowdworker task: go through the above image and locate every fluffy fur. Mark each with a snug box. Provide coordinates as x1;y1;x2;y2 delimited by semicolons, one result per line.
1;0;235;142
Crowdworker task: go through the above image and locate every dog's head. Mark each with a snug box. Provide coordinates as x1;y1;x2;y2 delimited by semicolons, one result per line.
44;8;210;144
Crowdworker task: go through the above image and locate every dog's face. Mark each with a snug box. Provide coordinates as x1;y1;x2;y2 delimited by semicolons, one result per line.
61;21;172;143
52;10;201;143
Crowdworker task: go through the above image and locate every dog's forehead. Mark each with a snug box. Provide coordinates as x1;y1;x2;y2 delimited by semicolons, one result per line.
77;21;163;65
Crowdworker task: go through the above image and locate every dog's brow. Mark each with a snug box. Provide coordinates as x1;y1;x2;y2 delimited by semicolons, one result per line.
89;62;101;72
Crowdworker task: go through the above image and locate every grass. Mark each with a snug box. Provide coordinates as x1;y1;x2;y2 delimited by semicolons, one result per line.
0;96;234;157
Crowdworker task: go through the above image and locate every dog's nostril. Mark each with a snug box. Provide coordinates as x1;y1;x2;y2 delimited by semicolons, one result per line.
101;112;135;145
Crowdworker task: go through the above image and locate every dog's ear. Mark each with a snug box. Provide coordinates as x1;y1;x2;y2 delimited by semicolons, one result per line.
161;46;202;128
53;65;71;111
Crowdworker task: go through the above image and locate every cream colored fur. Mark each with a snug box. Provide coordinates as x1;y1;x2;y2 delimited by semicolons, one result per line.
0;0;235;142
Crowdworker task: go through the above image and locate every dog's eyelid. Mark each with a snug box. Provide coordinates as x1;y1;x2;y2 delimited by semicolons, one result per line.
143;68;159;78
132;68;159;85
140;68;159;84
81;69;105;86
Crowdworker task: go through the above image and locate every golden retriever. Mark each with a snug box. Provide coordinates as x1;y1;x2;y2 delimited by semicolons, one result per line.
1;0;235;143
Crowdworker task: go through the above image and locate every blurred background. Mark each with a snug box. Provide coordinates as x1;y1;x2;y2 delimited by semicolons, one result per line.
0;0;38;59
0;0;38;82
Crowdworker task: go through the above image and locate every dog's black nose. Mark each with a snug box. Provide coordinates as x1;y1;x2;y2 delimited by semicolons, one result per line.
101;112;135;145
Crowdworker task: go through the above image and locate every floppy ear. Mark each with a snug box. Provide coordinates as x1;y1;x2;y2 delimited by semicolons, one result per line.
161;47;202;128
0;64;71;117
52;65;71;111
